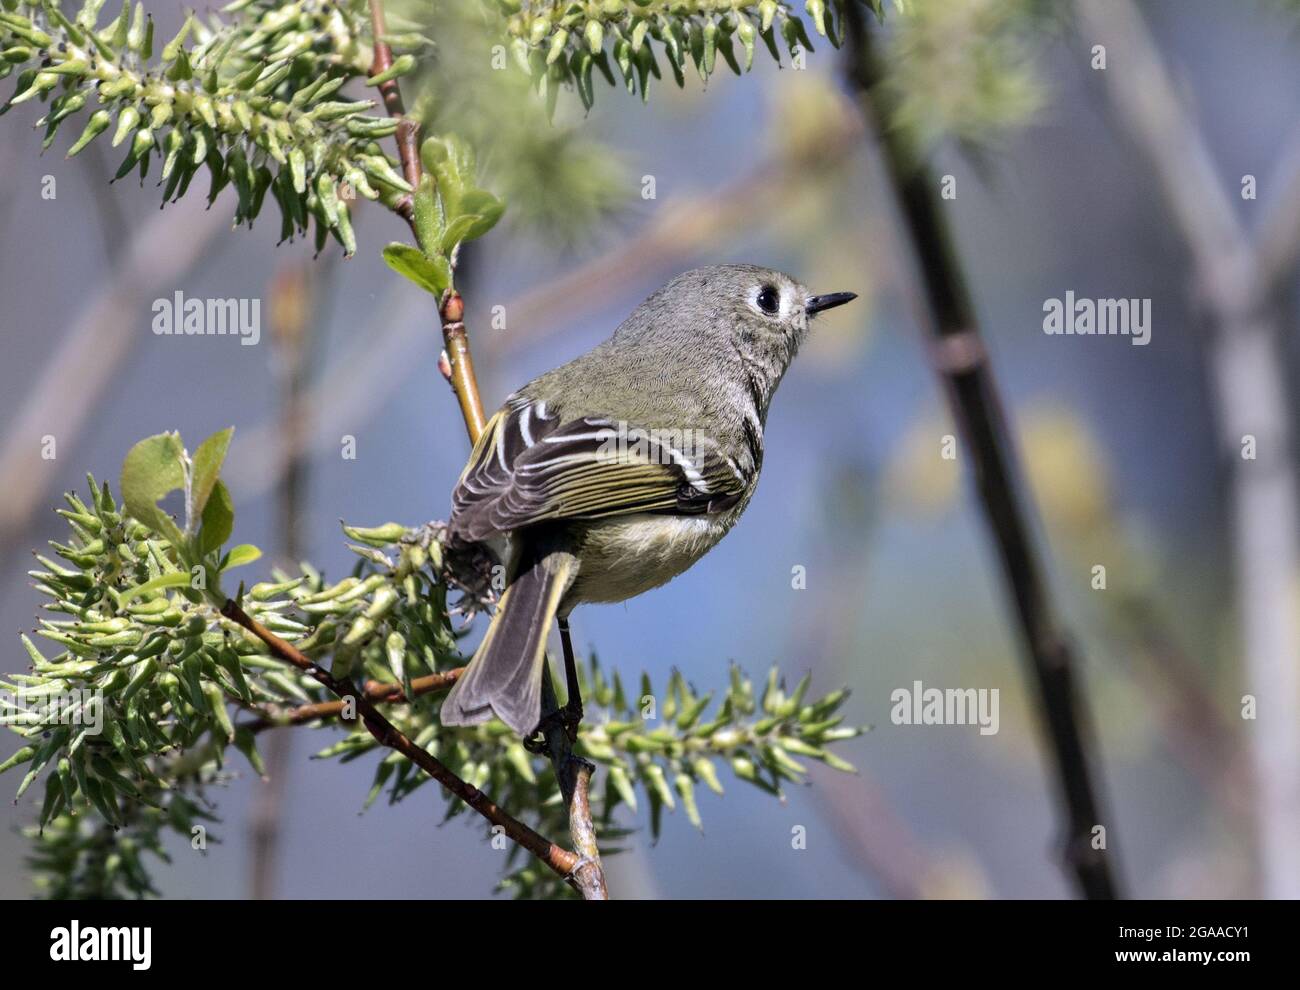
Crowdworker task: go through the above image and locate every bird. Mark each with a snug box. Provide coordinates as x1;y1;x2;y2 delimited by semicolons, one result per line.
439;264;857;738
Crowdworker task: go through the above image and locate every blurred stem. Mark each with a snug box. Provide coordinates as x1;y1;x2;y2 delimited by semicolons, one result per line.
248;259;322;899
0;200;227;566
1075;0;1300;898
844;5;1120;900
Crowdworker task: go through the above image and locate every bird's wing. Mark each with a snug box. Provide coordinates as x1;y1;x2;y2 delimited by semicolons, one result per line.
449;396;749;543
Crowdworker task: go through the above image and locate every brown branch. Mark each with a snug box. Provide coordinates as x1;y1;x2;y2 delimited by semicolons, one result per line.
538;664;608;900
367;0;419;215
223;129;864;500
844;5;1120;900
368;0;487;439
242;667;464;733
438;291;488;443
219;598;581;890
363;0;595;896
567;761;607;899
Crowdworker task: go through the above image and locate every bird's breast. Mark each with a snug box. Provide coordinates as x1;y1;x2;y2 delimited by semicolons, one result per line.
565;511;739;607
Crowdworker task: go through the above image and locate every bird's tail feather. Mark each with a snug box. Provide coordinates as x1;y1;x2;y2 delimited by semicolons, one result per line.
440;550;575;737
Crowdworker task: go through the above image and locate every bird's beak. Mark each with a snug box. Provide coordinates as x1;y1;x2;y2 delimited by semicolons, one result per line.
806;291;858;316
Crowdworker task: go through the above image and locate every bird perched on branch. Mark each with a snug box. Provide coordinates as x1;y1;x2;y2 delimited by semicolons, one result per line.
440;264;856;738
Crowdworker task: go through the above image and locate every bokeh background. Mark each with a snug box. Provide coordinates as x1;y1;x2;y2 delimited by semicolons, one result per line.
2;0;1299;898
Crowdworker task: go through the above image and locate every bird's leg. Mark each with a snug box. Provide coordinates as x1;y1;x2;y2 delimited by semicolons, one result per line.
558;617;583;741
522;622;585;752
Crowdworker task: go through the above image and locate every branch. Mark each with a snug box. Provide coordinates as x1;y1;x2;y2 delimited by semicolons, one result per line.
537;664;607;900
366;0;598;895
219;598;582;892
367;0;420;217
1074;0;1300;899
368;0;487;441
843;4;1121;900
439;290;488;444
242;668;464;733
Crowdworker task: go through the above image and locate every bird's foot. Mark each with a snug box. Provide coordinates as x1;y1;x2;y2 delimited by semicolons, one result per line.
524;702;583;752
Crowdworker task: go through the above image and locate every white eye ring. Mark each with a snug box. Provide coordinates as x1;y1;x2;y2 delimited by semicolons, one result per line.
754;284;782;316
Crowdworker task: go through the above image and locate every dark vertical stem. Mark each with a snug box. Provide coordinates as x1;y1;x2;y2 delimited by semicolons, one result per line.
843;4;1120;899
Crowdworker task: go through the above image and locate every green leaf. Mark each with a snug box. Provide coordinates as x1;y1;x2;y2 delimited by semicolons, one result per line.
454;189;505;242
120;432;186;546
188;426;233;532
382;242;451;298
234;726;266;777
411;174;445;254
120;571;194;602
0;745;36;776
198;479;234;556
438;214;480;253
420;134;475;218
220;543;262;570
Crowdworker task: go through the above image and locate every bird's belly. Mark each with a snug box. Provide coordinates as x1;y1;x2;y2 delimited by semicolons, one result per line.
567;513;734;606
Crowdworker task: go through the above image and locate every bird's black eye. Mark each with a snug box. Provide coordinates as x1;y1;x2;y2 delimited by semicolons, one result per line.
756;285;780;315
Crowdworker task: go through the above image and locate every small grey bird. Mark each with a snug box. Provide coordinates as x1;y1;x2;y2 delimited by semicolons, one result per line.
440;264;856;737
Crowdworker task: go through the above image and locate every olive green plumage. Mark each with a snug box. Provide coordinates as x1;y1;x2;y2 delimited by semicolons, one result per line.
441;264;856;736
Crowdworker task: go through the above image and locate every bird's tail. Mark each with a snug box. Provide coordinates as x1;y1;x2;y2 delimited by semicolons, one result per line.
440;549;575;737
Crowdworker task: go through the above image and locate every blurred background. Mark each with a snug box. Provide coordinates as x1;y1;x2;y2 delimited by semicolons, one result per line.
2;0;1299;898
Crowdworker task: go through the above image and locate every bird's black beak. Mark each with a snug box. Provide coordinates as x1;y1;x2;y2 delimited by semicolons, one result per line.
806;291;858;316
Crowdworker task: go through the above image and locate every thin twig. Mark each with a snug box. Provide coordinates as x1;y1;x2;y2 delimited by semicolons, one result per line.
219;598;582;889
368;0;487;438
241;667;464;733
365;0;596;895
367;0;419;216
844;5;1120;900
439;290;488;443
224;131;863;499
538;663;607;900
567;761;607;899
